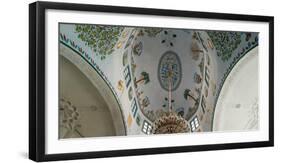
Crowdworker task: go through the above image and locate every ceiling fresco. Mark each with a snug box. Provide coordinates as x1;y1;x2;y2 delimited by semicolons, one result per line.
158;51;182;92
59;23;259;138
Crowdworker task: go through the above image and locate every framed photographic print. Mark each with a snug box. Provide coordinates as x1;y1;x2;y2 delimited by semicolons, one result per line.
29;1;274;162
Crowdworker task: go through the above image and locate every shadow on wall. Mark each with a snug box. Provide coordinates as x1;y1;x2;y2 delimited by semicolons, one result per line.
59;56;117;138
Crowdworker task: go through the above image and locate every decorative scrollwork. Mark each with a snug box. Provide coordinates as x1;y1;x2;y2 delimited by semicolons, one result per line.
59;98;81;134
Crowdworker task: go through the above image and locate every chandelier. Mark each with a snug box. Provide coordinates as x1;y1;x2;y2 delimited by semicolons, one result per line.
153;111;189;134
152;66;189;134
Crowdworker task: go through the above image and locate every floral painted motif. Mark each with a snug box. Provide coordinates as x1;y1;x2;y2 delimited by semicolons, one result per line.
75;24;124;60
207;31;242;62
132;42;143;56
141;96;150;108
193;72;202;84
143;28;163;37
117;80;124;92
158;51;182;91
59;99;82;138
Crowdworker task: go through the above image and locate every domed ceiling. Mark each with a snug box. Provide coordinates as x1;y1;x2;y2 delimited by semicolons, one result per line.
129;28;211;131
59;23;259;137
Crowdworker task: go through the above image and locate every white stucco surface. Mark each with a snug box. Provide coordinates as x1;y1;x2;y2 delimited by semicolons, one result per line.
213;47;259;131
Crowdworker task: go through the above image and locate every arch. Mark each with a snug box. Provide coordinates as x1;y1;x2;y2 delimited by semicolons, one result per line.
213;47;259;131
60;43;127;136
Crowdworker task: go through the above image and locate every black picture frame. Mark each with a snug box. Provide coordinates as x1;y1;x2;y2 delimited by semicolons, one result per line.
29;1;274;162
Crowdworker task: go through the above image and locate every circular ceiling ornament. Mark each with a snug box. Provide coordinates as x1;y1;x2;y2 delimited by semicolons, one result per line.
158;51;182;91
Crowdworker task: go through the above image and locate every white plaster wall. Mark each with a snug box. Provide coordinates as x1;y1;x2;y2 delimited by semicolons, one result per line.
213;47;259;131
59;56;116;137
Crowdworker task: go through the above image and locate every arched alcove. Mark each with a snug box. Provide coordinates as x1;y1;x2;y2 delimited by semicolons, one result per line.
213;47;259;131
59;43;126;138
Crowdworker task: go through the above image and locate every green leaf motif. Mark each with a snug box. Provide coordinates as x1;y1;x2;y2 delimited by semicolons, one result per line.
207;31;242;62
75;25;124;60
143;28;163;37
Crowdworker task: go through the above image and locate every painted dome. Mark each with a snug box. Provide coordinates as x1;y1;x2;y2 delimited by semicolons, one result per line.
128;28;210;124
59;23;259;137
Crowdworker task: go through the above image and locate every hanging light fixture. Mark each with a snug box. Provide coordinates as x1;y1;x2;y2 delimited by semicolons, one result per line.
153;65;189;134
